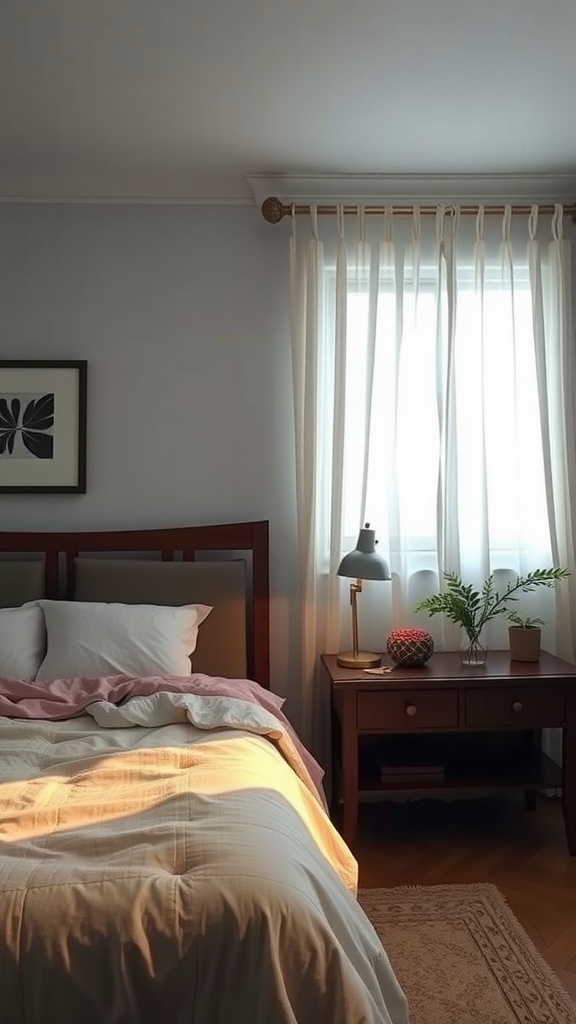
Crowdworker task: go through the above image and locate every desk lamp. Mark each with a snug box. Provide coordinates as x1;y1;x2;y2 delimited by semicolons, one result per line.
337;522;391;668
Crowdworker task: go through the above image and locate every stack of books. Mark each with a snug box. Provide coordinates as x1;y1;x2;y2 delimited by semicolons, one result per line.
378;761;445;785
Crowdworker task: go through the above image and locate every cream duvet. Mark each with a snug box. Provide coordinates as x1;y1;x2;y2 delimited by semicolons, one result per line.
0;676;409;1024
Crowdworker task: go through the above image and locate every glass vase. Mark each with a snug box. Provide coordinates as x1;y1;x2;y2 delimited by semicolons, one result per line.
459;632;487;666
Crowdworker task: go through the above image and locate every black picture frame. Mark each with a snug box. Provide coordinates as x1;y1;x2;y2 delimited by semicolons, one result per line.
0;360;87;494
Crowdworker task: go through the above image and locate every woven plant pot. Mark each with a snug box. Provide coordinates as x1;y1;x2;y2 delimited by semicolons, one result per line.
386;627;434;666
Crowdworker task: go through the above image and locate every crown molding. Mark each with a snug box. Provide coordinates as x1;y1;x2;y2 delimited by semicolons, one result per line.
247;173;576;206
2;171;574;207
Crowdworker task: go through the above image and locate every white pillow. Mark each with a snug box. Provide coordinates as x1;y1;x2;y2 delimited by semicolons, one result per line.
0;604;46;681
35;600;212;681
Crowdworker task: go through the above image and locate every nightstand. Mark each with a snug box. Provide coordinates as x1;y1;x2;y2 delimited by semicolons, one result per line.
321;651;576;852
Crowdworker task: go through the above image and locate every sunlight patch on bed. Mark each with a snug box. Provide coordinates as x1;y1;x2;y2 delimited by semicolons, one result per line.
0;738;320;843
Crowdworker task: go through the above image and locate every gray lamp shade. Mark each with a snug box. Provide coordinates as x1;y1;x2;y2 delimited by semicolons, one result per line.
337;523;391;581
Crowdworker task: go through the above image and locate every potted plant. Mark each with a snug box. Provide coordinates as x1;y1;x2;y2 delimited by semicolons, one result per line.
507;612;544;662
414;567;570;666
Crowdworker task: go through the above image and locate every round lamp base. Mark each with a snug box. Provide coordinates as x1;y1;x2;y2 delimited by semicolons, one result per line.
337;651;382;669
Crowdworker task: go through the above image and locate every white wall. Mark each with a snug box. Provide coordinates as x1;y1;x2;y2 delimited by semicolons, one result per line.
0;204;304;726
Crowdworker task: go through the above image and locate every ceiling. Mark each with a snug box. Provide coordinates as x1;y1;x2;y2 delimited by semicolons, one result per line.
1;0;576;204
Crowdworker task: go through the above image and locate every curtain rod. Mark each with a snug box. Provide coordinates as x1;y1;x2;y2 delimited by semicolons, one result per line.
261;195;576;224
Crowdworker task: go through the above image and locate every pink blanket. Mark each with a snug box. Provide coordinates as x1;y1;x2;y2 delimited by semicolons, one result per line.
0;673;326;804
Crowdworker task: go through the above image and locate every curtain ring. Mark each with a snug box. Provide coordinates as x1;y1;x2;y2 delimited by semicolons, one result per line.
502;205;512;242
552;203;563;240
383;204;393;244
528;204;538;241
411;205;421;245
357;205;365;243
476;204;485;240
435;205;446;246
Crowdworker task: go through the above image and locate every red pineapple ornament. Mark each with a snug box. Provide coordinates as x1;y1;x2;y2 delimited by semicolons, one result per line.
386;627;434;666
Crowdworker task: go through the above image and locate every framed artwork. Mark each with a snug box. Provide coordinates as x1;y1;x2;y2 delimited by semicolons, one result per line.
0;360;87;493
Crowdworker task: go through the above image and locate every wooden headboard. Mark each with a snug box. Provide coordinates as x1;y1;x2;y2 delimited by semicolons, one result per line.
0;520;270;688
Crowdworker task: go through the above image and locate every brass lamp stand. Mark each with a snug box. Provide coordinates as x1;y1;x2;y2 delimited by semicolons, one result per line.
337;578;382;668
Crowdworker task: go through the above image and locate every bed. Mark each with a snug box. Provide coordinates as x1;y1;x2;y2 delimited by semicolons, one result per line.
0;520;408;1024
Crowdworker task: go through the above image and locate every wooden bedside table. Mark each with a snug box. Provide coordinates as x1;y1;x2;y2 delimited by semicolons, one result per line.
322;651;576;852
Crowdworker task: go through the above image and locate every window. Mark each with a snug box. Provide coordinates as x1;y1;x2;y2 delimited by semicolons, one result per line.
331;255;552;576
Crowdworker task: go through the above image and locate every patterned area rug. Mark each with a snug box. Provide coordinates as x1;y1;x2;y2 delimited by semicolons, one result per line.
358;883;576;1024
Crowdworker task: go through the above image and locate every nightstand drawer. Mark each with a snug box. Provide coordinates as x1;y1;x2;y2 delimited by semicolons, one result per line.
357;689;458;731
465;687;565;728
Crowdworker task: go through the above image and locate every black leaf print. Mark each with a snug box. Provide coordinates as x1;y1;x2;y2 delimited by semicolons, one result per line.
0;430;16;455
0;398;17;429
23;394;54;431
22;429;53;459
0;392;55;460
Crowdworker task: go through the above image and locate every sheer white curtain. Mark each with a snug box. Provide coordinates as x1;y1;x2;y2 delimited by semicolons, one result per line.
289;203;576;758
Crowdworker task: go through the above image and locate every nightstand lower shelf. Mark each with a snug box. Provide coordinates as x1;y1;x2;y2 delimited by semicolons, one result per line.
357;750;561;795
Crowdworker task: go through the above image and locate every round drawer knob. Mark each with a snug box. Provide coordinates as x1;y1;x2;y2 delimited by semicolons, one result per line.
405;704;418;717
512;701;524;713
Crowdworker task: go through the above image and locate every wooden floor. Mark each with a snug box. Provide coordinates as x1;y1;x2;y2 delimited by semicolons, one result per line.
348;793;576;1001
